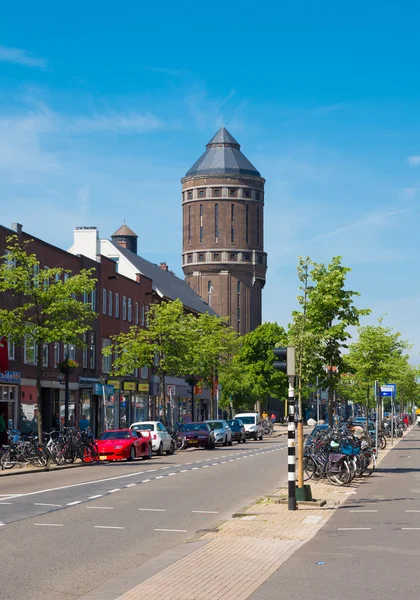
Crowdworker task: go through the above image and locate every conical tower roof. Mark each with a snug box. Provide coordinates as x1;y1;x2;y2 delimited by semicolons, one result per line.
111;224;138;238
185;127;261;178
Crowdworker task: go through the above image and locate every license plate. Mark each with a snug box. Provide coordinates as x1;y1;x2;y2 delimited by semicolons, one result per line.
188;440;198;444
100;456;107;461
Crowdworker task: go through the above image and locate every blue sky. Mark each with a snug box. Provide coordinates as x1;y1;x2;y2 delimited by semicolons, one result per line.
1;1;420;358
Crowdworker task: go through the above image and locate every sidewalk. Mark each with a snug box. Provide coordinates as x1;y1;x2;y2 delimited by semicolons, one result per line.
80;429;408;600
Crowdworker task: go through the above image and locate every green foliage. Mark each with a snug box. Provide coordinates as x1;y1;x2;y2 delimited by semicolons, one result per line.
220;322;288;412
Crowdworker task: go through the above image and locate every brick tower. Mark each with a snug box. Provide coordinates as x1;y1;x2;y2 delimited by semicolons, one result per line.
182;127;267;334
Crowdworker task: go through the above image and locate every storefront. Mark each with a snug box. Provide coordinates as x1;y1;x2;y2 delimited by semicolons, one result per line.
92;383;115;434
0;371;20;431
106;380;149;427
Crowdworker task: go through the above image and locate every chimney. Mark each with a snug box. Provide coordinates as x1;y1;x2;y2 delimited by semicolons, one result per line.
135;273;141;283
159;262;169;271
12;223;23;235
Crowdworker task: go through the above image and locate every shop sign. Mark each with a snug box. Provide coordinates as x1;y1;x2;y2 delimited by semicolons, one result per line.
107;379;120;389
92;383;115;395
138;383;149;392
0;371;21;385
42;371;61;379
123;381;137;391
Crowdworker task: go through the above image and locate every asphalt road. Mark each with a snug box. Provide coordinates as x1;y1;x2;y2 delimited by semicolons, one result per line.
0;437;287;600
250;427;420;600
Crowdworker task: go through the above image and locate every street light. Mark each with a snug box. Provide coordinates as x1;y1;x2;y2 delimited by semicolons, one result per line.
185;375;199;422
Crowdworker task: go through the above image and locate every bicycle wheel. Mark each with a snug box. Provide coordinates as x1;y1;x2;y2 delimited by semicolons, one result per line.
302;456;317;481
1;450;15;470
29;445;50;467
326;459;350;486
379;435;387;450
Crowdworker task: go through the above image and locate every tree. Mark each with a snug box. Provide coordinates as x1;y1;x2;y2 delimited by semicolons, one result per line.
304;257;370;425
185;313;238;419
106;299;191;423
220;323;288;414
0;235;97;439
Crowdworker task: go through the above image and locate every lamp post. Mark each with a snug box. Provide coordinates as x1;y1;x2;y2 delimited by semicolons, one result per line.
185;375;199;421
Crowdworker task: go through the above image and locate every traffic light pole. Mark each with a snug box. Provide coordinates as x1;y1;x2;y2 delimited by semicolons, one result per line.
287;376;297;511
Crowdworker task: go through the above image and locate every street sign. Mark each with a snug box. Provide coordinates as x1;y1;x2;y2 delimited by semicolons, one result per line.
380;384;396;397
167;384;176;397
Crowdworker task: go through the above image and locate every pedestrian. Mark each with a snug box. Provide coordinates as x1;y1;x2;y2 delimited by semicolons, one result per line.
262;411;268;421
53;411;61;430
79;413;90;431
270;412;276;424
0;410;7;447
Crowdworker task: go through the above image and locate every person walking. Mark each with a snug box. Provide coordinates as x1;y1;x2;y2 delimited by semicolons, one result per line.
79;414;90;432
270;412;276;424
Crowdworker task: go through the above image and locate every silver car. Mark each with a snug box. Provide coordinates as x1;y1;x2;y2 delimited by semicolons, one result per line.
205;420;232;446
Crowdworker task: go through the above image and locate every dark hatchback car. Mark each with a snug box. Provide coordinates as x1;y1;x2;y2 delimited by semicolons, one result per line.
226;419;246;444
180;422;215;449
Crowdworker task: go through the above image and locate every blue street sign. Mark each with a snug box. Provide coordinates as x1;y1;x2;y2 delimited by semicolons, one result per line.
380;383;396;397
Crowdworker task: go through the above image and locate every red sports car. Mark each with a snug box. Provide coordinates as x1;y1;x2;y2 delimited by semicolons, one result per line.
96;429;152;462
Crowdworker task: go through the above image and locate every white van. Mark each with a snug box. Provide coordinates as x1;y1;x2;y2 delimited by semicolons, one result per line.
234;413;263;441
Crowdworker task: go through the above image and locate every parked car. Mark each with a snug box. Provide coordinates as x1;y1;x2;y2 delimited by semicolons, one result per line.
96;429;152;462
130;421;175;455
179;422;215;449
205;420;232;446
226;419;246;443
234;413;263;441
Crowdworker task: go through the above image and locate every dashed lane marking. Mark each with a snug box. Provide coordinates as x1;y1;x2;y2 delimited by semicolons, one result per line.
155;528;187;533
108;488;120;493
88;495;103;499
87;506;114;510
34;503;62;507
138;508;167;512
34;523;63;527
349;510;378;513
67;501;82;506
94;525;124;530
192;510;219;514
338;527;371;531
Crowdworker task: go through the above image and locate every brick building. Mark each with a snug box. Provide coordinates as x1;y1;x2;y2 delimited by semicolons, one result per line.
181;127;267;334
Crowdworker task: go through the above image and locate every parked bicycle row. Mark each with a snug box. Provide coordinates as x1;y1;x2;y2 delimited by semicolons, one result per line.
1;412;273;470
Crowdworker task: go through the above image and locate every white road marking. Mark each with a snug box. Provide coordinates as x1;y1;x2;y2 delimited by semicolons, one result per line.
192;510;219;514
34;523;63;527
402;528;420;530
0;522;4;526
67;501;82;506
138;508;167;512
108;488;120;493
168;472;177;476
192;467;199;470
155;476;164;479
349;510;378;513
186;462;193;465
338;527;370;531
155;528;187;532
94;525;124;530
180;470;188;473
0;502;13;505
202;465;209;468
142;479;151;483
88;495;103;499
34;503;62;507
229;459;234;462
405;510;420;513
87;506;114;510
212;463;218;466
147;469;157;472
125;484;136;487
160;467;170;470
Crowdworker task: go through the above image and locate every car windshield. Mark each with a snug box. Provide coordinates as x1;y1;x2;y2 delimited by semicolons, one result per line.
131;424;154;431
181;423;209;432
227;420;239;427
100;431;131;440
206;421;224;430
237;416;255;425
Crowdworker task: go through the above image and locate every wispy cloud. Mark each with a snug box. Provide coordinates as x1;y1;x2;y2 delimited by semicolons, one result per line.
0;45;47;69
304;208;409;243
68;111;164;134
407;155;420;167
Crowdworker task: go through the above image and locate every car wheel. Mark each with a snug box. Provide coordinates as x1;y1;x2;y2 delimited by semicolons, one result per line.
166;441;175;455
259;433;263;441
228;437;233;446
128;445;136;461
223;436;228;446
143;444;152;460
253;433;258;441
243;436;247;443
157;442;164;456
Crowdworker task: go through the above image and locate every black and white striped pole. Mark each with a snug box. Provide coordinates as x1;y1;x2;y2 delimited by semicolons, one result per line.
273;346;296;511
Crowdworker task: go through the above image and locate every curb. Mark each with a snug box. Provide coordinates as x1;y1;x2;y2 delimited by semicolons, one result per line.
0;462;87;478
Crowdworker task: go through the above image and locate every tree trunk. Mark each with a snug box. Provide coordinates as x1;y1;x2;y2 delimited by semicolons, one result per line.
159;373;166;425
327;370;334;426
366;386;370;429
36;342;43;441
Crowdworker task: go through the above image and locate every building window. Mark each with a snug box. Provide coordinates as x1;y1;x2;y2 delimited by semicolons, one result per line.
213;188;221;197
90;333;96;369
102;288;107;315
199;204;203;244
198;254;205;262
258;255;263;264
243;189;250;198
102;338;112;373
244;254;250;261
55;272;61;283
256;191;261;201
187;190;193;199
83;291;89;304
91;289;96;311
128;298;132;322
141;304;145;326
63;344;76;360
215;203;218;242
42;343;49;367
237;281;241;294
140;366;149;379
188;205;191;244
230;253;237;261
7;339;15;360
213;252;220;261
83;334;88;368
115;293;120;318
123;296;127;320
24;333;37;365
246;204;249;244
229;188;237;197
257;206;260;245
108;290;113;316
208;280;213;307
198;188;205;198
187;254;192;263
53;343;60;368
43;267;50;291
231;204;234;243
135;302;139;325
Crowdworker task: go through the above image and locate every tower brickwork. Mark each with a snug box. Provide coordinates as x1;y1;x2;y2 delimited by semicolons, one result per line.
181;127;267;334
